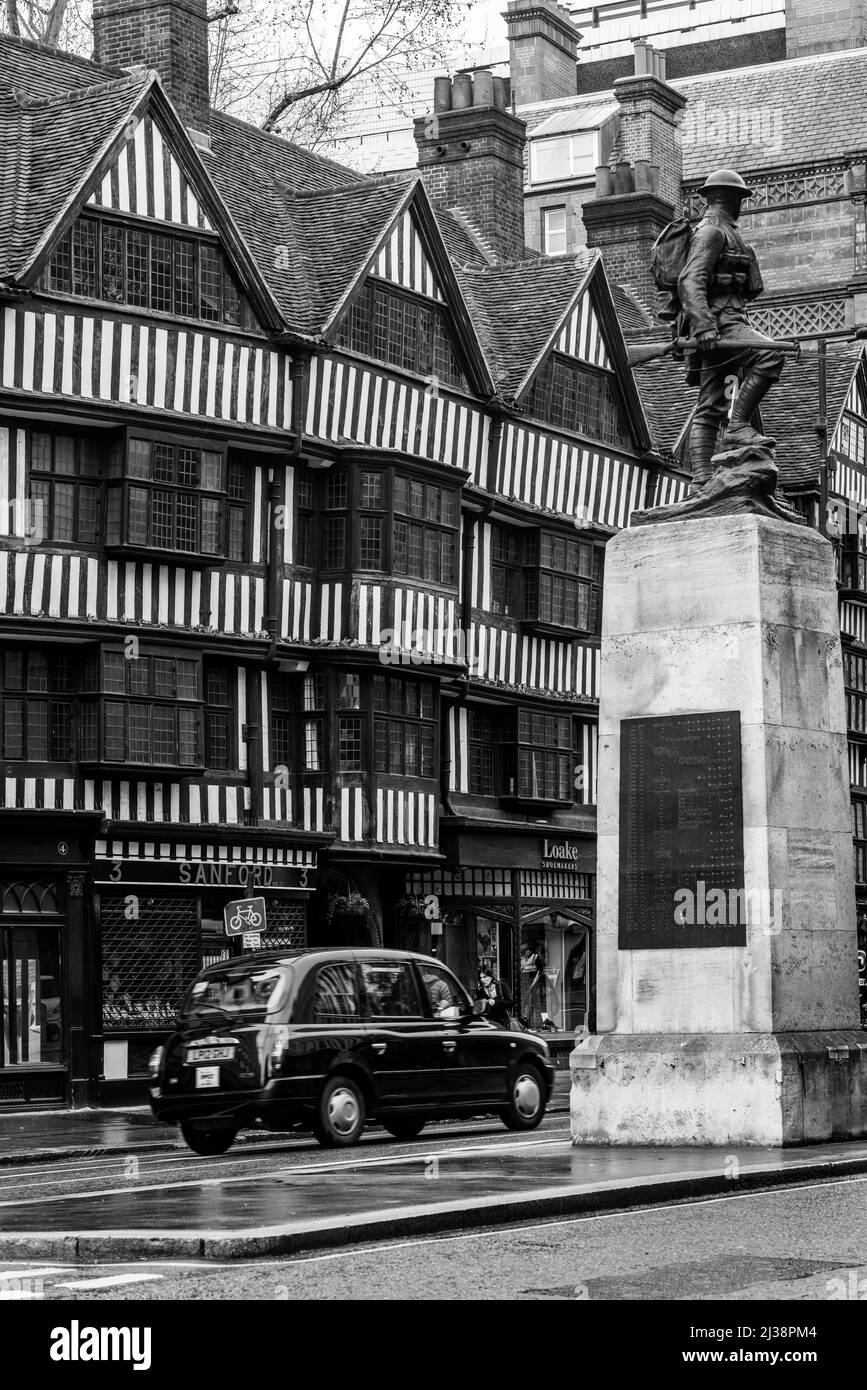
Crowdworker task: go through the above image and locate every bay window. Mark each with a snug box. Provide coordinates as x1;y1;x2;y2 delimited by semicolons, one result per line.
372;675;436;777
29;432;100;544
316;466;460;585
523;533;603;634
1;650;74;761
105;435;226;557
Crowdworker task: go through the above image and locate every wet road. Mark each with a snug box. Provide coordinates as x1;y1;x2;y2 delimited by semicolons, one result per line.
1;1175;864;1301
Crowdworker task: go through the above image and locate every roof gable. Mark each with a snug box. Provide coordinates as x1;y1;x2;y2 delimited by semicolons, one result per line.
322;179;494;396
553;288;611;371
373;207;444;302
1;72;283;329
86;108;213;230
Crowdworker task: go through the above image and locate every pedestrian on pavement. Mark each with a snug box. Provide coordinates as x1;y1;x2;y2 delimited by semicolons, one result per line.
475;962;510;1029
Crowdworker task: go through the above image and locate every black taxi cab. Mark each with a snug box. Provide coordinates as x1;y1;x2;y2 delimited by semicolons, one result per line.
149;948;555;1154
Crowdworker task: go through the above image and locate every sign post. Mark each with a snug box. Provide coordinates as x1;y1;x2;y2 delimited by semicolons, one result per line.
223;896;267;949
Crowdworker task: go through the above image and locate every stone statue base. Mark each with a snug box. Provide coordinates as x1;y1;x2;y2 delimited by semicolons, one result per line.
633;443;807;527
571;515;862;1146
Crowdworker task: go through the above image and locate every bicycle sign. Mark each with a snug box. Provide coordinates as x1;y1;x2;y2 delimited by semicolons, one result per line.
224;896;267;937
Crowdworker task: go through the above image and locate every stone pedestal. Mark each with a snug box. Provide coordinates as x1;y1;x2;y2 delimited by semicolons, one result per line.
571;515;866;1145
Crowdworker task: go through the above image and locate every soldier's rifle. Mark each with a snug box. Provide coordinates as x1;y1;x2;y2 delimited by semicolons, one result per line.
627;337;818;368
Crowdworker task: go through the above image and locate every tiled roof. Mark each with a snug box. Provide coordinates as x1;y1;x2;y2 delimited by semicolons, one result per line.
456;252;594;398
761;344;865;489
0;32;123;97
633;344;866;491
0;73;150;278
675;48;867;178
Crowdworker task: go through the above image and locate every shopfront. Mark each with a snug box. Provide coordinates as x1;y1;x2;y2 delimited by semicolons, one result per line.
93;837;316;1103
405;828;595;1048
0;818;100;1108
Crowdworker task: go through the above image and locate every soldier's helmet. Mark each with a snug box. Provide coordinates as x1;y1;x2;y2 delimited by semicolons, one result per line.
700;169;754;198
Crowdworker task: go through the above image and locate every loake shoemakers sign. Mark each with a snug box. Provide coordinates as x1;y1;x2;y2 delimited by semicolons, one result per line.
50;1322;152;1371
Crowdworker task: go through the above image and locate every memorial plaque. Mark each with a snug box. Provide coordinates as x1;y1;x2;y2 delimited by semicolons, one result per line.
619;712;746;949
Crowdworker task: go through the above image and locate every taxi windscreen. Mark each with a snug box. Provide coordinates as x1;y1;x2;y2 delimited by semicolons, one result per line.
180;965;292;1022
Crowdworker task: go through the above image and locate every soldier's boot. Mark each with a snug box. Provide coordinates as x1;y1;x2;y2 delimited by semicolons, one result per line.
688;423;721;493
722;370;777;449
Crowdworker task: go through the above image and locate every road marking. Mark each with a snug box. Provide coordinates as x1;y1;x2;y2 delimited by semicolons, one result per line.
54;1273;164;1290
0;1267;70;1280
0;1137;570;1210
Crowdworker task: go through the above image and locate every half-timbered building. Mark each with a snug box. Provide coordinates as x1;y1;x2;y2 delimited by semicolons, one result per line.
0;7;695;1104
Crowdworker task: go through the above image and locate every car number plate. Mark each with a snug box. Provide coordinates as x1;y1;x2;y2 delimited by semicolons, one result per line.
186;1046;234;1063
195;1066;220;1088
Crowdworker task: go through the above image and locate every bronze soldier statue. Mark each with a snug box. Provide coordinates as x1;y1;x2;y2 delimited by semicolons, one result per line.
677;168;784;491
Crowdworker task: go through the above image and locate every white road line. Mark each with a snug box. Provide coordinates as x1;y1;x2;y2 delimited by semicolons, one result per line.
0;1137;569;1210
54;1273;164;1290
277;1173;867;1263
0;1267;70;1280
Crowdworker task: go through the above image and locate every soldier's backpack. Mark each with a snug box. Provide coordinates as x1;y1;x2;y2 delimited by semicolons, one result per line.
650;218;693;292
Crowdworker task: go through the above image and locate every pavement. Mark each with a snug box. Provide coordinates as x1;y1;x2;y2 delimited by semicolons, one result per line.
1;1082;867;1262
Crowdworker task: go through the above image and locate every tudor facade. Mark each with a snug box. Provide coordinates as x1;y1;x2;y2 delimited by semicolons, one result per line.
0;29;690;1105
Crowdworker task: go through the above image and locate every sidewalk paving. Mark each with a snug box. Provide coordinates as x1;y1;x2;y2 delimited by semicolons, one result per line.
0;1072;573;1165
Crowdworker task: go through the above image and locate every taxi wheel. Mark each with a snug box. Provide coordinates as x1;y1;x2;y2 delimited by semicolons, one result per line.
180;1122;238;1156
501;1063;546;1131
313;1075;366;1148
381;1116;426;1141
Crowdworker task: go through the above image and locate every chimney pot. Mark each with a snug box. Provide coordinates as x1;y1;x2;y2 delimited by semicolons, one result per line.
451;72;473;109
614;161;633;194
595;165;614;196
634;158;652;190
492;75;507;109
434;76;453;112
658;51;667;81
634;40;651;76
474;68;494;106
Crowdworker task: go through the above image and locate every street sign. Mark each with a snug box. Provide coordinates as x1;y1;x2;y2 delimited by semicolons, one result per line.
242;932;262;950
224;896;266;937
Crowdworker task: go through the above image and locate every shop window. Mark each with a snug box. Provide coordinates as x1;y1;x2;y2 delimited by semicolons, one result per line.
0;649;74;761
47;214;257;329
101;895;199;1032
490;525;521;616
0;925;63;1067
334;279;468;391
105;435;226;558
526;353;631;448
28;431;101;545
523;532;603;634
79;648;202;768
372;674;436;778
205;664;236;770
520;921;589;1034
360;959;422;1017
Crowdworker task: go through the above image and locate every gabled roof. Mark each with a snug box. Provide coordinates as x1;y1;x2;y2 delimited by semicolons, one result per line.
762;343;867;490
0;72;150;280
456;248;653;451
0;31;124;98
634;344;867;491
0;65;285;328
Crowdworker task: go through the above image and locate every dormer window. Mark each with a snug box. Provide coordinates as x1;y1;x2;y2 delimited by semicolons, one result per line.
46;214;257;330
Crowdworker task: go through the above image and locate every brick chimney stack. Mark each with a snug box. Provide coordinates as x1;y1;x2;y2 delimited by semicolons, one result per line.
786;0;866;57
92;0;210;135
414;71;528;265
582;42;686;314
503;0;581;106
